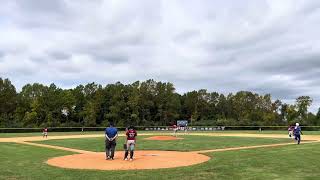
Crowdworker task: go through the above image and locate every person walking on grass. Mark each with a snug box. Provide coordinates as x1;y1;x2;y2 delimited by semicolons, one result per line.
124;126;137;161
184;123;188;135
42;127;48;138
105;123;118;160
288;125;294;138
294;123;303;144
172;124;178;137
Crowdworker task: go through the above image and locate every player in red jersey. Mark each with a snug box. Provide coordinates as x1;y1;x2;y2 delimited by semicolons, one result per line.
124;126;137;161
172;124;178;137
288;125;294;138
43;127;48;138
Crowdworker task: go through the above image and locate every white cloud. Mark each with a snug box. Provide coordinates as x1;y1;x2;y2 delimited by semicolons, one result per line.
0;0;320;112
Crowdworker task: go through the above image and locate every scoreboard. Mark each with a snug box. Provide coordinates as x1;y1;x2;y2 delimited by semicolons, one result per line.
177;120;188;127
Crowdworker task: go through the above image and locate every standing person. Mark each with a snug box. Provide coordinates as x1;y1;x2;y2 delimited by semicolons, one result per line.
184;122;188;135
105;123;118;160
172;124;178;137
124;126;137;161
293;123;303;144
42;127;48;138
288;125;294;138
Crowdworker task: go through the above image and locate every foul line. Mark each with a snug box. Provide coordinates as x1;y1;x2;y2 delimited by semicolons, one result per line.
16;141;94;154
194;140;319;154
14;139;320;156
3;133;320;156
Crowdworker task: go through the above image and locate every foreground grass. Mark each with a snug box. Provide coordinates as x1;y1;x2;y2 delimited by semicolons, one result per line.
36;135;293;152
0;141;319;180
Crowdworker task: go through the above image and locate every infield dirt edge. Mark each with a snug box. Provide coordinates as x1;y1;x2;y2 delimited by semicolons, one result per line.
46;150;211;170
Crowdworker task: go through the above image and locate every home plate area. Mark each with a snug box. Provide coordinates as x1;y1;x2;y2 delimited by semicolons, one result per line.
46;150;210;170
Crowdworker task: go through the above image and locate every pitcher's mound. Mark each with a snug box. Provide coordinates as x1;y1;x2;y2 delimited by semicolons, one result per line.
145;136;183;140
47;150;209;170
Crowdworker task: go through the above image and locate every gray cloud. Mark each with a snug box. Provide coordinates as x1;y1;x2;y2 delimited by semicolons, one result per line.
1;0;320;112
93;53;128;64
0;51;5;59
173;30;201;44
47;51;72;60
17;0;67;13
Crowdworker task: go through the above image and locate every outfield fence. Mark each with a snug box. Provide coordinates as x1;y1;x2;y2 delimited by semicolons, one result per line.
0;126;320;133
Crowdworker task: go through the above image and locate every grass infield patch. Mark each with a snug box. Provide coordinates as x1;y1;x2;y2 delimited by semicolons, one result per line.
36;135;293;152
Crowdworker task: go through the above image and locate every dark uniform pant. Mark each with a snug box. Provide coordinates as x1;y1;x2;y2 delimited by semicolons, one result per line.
295;134;301;144
105;139;116;158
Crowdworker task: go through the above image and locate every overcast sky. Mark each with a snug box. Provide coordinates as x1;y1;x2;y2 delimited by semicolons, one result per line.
0;0;320;112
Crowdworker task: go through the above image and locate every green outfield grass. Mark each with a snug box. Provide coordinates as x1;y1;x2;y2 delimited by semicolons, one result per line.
0;138;319;180
36;135;293;152
1;130;320;138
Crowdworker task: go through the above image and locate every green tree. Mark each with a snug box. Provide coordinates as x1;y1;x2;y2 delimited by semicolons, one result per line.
0;77;319;127
296;96;313;122
0;78;17;127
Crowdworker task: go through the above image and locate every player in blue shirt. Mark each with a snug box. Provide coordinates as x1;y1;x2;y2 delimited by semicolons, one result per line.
293;123;303;144
105;123;118;160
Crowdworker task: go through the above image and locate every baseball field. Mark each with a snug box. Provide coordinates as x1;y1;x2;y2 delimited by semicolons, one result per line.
1;130;320;180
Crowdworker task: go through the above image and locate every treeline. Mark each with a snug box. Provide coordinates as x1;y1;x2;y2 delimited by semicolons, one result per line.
0;77;319;128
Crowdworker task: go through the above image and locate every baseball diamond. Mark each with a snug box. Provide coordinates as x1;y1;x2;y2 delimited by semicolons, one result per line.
2;1;320;179
1;131;320;175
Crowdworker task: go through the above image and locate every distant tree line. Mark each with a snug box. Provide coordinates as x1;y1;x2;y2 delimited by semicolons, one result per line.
0;77;319;128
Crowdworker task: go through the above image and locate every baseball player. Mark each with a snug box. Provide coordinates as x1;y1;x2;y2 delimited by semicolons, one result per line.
42;127;48;138
105;123;118;160
184;123;188;135
293;123;303;144
172;124;178;137
124;126;137;161
288;125;294;138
